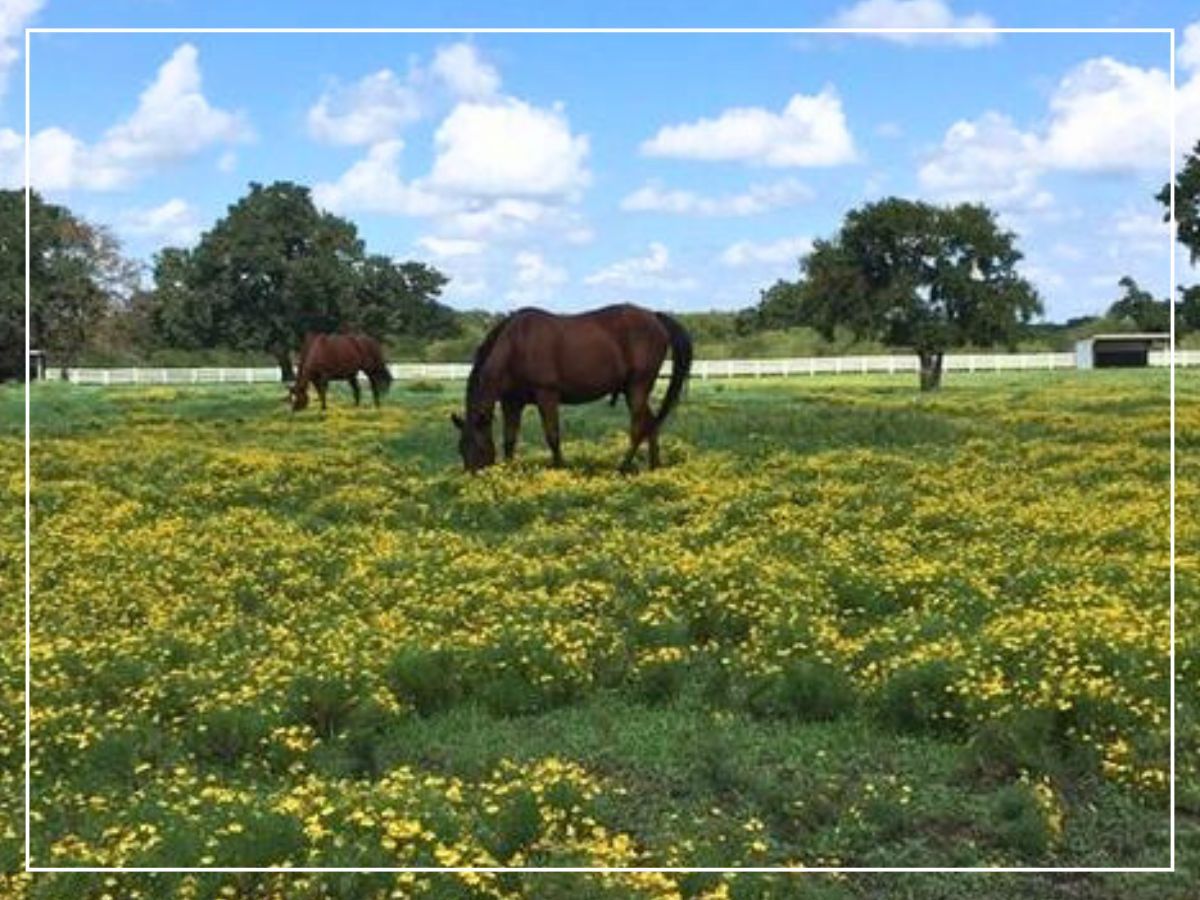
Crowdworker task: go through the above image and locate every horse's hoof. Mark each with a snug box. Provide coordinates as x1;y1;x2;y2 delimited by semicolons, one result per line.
619;462;638;475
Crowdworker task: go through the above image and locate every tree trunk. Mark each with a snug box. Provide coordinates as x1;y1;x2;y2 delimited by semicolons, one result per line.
275;348;295;383
918;350;944;392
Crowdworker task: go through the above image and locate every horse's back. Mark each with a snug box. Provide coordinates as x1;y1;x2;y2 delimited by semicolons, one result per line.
499;305;669;398
300;333;385;378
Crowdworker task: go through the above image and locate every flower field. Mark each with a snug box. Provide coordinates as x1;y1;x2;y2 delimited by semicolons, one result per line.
1;370;1197;898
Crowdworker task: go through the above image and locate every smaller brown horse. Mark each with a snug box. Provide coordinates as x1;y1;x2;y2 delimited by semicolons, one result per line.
289;333;393;411
452;304;692;472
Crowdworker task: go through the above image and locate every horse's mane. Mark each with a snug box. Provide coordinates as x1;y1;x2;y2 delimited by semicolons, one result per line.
465;314;513;411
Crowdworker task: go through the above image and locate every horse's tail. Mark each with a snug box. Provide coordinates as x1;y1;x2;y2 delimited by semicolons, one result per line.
653;312;693;431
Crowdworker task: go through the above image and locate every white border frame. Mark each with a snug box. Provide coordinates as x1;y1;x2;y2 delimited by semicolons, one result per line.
23;24;1176;878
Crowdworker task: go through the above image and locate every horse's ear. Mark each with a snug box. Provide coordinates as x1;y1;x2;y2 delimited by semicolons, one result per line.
450;413;464;431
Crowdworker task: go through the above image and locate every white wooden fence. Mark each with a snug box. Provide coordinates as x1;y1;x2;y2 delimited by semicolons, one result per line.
59;350;1200;386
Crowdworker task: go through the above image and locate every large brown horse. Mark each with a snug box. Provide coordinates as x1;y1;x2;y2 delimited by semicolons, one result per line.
451;304;693;472
289;333;393;411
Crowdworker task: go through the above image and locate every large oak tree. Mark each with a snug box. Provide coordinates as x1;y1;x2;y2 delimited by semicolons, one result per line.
795;198;1041;390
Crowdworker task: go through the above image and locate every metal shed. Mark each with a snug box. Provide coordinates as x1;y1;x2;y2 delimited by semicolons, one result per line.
1074;333;1170;369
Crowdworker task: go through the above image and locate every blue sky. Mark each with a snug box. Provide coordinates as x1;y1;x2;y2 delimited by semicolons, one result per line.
2;1;1198;320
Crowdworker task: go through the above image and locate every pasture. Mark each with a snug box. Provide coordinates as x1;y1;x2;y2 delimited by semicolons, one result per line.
2;370;1197;899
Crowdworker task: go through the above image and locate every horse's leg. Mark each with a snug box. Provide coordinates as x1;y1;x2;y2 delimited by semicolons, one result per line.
316;377;328;411
534;390;564;467
502;398;523;461
348;376;361;406
368;373;382;408
619;380;655;473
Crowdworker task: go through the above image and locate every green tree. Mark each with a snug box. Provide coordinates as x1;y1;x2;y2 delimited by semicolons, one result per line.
146;182;455;378
1107;276;1170;333
796;198;1041;390
1158;141;1200;264
0;189;136;379
1179;285;1200;334
736;279;806;334
185;181;363;380
352;255;457;341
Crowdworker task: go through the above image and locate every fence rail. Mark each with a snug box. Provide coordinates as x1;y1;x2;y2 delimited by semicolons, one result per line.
59;350;1200;386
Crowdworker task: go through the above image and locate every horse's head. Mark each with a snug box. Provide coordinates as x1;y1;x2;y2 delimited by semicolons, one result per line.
288;384;309;411
451;411;495;472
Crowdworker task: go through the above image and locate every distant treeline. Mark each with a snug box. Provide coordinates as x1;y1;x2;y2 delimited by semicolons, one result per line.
3;144;1199;379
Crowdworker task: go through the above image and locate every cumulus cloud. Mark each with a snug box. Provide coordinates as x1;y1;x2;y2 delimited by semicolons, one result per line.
1041;57;1171;172
307;69;423;145
507;250;568;302
311;139;450;216
719;236;813;267
640;88;857;167
416;236;486;258
620;178;813;216
119;198;203;246
0;127;21;187
0;0;42;96
918;112;1051;212
429;98;590;198
584;243;697;292
431;43;501;99
313;41;593;277
827;0;998;47
20;43;251;192
920;43;1200;215
1180;22;1200;74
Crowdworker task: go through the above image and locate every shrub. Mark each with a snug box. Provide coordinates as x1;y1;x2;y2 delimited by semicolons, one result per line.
747;659;856;721
385;646;464;717
874;659;969;736
286;673;364;739
189;706;271;767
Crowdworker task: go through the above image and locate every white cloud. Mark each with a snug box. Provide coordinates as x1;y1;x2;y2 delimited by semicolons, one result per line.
619;178;813;216
307;69;423;145
313;45;592;247
719;235;813;267
507;250;568;302
640;88;857;167
119;198;203;246
0;0;42;96
431;43;500;99
21;43;251;192
827;0;998;47
430;98;590;198
584;242;698;292
99;44;252;168
920;46;1200;215
875;121;904;138
1180;22;1200;74
1041;57;1171;173
1111;208;1170;251
312;140;451;216
416;235;486;258
0;127;21;187
918;112;1051;212
217;151;237;173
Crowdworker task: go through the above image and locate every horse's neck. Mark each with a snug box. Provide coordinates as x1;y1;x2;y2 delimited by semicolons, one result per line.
295;335;321;387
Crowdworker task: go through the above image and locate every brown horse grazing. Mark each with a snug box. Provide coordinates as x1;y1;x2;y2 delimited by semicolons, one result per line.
451;304;693;472
289;333;393;411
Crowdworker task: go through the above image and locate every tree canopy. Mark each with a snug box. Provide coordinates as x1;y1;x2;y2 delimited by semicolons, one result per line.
1158;140;1200;265
146;181;456;379
1106;276;1171;333
784;198;1041;389
0;190;137;379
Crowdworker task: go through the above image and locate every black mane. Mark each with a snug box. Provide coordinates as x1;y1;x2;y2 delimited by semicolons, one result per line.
465;314;513;412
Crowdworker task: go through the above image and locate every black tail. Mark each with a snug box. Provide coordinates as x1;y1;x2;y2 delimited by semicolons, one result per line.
653;312;693;431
